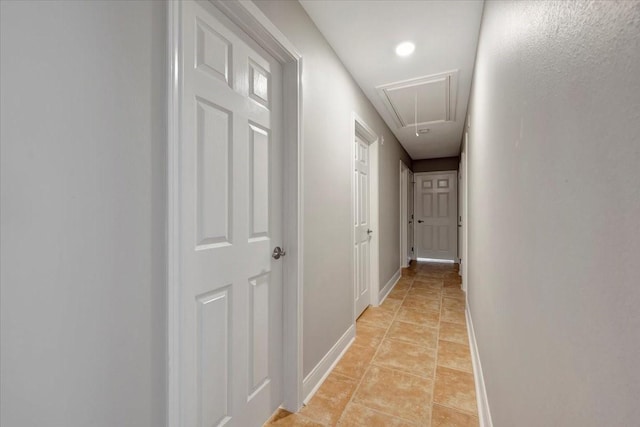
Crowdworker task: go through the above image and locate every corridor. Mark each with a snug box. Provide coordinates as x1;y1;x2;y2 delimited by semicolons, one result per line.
266;262;478;426
2;1;639;426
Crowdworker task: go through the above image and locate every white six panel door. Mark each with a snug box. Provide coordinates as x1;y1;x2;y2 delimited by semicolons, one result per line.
179;1;283;426
414;172;458;261
354;135;371;318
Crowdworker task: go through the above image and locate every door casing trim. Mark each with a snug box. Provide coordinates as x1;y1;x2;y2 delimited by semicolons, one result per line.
167;1;304;424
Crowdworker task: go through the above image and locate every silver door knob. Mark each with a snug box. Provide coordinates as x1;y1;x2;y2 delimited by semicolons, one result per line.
417;220;424;223
367;229;373;235
272;246;286;260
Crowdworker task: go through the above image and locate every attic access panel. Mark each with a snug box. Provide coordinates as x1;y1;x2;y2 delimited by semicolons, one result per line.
377;70;458;129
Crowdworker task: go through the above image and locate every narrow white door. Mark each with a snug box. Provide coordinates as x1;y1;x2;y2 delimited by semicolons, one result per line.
179;1;283;426
354;135;371;318
408;170;414;262
414;172;458;261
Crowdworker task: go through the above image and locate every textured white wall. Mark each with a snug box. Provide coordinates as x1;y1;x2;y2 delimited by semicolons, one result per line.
0;1;167;426
467;1;640;425
254;0;412;377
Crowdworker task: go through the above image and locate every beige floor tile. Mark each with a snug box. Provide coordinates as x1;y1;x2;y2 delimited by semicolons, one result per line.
440;306;466;325
353;366;432;424
433;367;478;415
373;339;436;379
379;297;403;313
417;266;442;272
354;322;387;349
431;404;479;427
439;322;469;345
437;340;473;373
396;306;440;328
333;343;377;380
395;280;413;291
412;279;443;290
299;372;358;425
416;271;444;279
358;307;395;329
443;288;466;301
387;287;409;300
265;409;325;426
443;271;461;279
407;291;441;302
407;287;442;299
442;297;465;312
337;403;418;426
387;320;438;350
402;295;441;312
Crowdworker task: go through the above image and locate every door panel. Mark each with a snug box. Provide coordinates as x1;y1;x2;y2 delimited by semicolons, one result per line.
180;1;283;425
354;135;371;318
197;288;231;427
423;226;433;250
414;172;457;260
438;193;449;217
423;193;433;217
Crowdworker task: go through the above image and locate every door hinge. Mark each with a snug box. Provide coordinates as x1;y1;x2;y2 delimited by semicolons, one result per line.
411;247;414;252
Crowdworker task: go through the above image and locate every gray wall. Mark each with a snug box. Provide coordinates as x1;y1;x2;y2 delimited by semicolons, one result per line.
0;1;167;426
466;1;640;425
254;0;412;377
413;156;459;173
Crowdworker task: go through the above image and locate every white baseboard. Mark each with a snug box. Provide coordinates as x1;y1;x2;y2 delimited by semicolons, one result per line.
466;307;493;427
302;324;355;403
378;268;401;305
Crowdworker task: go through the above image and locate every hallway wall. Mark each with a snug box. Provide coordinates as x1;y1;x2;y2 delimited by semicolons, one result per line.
412;156;459;173
466;1;640;426
254;1;412;379
0;2;167;426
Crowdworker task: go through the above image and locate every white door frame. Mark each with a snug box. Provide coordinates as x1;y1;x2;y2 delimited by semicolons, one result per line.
167;1;304;424
399;161;410;268
351;112;380;315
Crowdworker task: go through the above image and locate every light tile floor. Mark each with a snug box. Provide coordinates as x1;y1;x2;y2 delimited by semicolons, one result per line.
265;261;479;427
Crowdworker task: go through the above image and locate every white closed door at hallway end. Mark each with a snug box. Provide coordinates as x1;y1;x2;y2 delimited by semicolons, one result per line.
178;1;284;426
414;172;458;261
354;135;371;318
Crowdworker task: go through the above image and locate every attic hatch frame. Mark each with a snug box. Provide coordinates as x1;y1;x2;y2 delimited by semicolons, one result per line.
376;70;459;129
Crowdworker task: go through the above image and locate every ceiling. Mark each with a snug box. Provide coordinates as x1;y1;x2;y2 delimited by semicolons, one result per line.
299;0;484;160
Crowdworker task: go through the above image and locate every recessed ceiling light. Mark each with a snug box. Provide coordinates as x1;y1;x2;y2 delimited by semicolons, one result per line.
395;41;415;57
